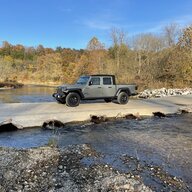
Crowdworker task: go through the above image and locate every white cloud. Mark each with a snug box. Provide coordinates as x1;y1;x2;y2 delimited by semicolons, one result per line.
144;14;192;34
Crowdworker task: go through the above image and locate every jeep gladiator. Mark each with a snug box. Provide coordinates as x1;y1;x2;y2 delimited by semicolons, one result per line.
53;75;137;107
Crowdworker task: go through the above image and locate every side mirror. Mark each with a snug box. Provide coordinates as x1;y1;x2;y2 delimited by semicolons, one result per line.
89;81;93;86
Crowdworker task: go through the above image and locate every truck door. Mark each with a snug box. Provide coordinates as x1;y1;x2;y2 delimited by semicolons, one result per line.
102;77;116;97
83;77;103;98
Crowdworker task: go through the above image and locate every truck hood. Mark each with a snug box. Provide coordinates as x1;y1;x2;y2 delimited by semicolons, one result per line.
58;84;84;90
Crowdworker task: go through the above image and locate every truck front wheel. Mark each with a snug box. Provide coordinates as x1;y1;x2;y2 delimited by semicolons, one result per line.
117;92;129;104
66;92;80;107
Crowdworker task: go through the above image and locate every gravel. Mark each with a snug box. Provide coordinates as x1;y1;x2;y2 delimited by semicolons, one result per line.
0;144;152;192
0;143;189;191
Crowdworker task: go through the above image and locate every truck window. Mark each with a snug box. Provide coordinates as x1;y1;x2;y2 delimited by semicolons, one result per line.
103;77;112;85
90;77;100;85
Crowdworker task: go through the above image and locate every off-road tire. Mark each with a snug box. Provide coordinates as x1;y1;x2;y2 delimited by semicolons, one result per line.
66;92;80;107
117;92;129;104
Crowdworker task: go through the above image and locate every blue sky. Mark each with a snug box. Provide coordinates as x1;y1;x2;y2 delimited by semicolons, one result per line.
0;0;192;49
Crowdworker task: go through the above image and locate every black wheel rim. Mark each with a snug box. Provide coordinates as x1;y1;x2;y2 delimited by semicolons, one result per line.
121;94;127;103
70;96;78;105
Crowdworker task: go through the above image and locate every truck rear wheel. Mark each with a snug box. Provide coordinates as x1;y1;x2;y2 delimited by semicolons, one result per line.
117;92;129;104
66;92;80;107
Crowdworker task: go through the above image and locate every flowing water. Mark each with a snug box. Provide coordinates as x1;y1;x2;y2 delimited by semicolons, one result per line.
0;114;192;190
0;86;192;190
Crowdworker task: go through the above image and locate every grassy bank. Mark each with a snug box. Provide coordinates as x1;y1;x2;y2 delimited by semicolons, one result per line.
0;81;23;89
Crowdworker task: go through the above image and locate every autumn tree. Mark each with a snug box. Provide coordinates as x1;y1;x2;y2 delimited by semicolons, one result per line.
177;25;192;83
36;44;45;56
0;41;12;56
86;37;106;74
0;25;191;88
86;37;104;50
156;25;192;86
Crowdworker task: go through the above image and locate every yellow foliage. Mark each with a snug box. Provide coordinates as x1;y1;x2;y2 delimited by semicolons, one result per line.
3;55;13;63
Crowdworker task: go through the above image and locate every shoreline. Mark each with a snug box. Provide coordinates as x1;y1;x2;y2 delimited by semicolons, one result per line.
0;95;191;129
0;81;23;89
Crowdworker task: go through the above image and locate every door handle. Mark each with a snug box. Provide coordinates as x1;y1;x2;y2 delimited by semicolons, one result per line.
98;87;102;88
108;87;112;88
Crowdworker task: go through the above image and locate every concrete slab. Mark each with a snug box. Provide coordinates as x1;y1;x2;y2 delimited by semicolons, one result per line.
0;95;191;128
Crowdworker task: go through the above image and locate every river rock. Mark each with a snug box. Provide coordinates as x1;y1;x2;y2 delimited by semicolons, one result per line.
42;120;65;130
138;88;192;98
178;105;192;113
124;113;141;120
90;115;108;124
153;112;166;118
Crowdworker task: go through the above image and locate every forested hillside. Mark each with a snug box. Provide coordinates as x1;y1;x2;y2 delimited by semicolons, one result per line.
0;24;191;89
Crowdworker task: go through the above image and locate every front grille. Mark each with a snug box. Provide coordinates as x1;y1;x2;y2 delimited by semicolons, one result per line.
57;88;63;94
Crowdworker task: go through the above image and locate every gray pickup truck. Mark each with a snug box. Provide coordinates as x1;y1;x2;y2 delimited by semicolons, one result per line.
53;75;137;107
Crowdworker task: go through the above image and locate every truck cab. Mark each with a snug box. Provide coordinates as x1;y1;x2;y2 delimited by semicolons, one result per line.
82;75;116;99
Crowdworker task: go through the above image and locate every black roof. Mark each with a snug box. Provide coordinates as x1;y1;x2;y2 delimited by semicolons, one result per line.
91;74;115;77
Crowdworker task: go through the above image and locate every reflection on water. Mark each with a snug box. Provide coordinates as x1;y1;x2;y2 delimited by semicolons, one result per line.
0;85;55;103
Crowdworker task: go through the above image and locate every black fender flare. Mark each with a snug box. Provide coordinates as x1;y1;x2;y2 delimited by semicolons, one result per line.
115;88;131;97
64;89;84;99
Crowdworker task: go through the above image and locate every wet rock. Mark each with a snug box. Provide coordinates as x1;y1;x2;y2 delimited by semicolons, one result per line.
42;120;65;130
0;119;23;132
153;112;166;118
58;165;63;170
180;109;189;114
125;114;137;119
90;115;108;124
124;113;141;120
178;106;192;113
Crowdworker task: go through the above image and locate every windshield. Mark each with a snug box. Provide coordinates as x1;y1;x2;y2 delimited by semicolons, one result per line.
76;76;90;85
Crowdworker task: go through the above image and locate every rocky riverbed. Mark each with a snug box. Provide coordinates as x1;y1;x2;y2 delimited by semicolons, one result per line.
138;88;192;98
0;143;190;192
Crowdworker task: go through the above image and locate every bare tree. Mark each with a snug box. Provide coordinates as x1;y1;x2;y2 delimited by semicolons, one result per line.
110;28;129;73
132;33;164;77
163;23;181;47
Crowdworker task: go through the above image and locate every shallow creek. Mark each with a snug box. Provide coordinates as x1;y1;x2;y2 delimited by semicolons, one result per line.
0;114;191;190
